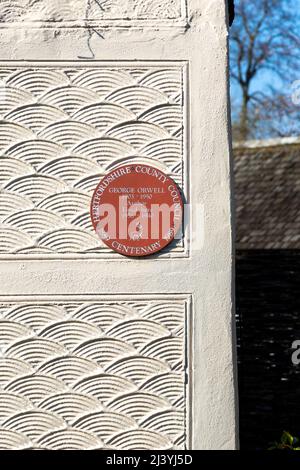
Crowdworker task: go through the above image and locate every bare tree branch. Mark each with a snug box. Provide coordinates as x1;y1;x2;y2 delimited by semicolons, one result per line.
230;0;300;140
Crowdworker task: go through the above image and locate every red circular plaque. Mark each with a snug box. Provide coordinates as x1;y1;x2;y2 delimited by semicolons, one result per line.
91;164;184;257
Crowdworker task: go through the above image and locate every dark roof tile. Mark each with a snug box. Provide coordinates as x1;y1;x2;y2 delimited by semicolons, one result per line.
234;140;300;249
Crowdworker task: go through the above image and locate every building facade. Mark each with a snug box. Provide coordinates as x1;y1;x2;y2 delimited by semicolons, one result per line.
235;138;300;449
0;1;237;450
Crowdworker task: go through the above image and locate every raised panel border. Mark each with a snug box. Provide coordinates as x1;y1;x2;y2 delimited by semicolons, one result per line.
0;293;193;450
0;1;188;29
0;60;190;260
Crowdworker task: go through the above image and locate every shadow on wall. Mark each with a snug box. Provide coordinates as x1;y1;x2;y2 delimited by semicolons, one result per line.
228;0;235;26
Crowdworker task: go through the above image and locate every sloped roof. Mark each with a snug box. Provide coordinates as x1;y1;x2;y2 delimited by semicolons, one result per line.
234;138;300;249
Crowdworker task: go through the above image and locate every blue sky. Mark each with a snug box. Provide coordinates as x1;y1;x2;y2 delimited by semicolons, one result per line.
230;0;300;106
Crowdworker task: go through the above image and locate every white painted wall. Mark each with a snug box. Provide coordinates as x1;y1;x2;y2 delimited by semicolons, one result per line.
0;0;238;450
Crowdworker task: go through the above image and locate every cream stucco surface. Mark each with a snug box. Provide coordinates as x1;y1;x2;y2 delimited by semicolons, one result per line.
0;0;238;450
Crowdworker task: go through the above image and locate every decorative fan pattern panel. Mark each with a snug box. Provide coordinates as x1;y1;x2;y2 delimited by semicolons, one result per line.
0;296;189;450
0;63;187;257
0;0;185;23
